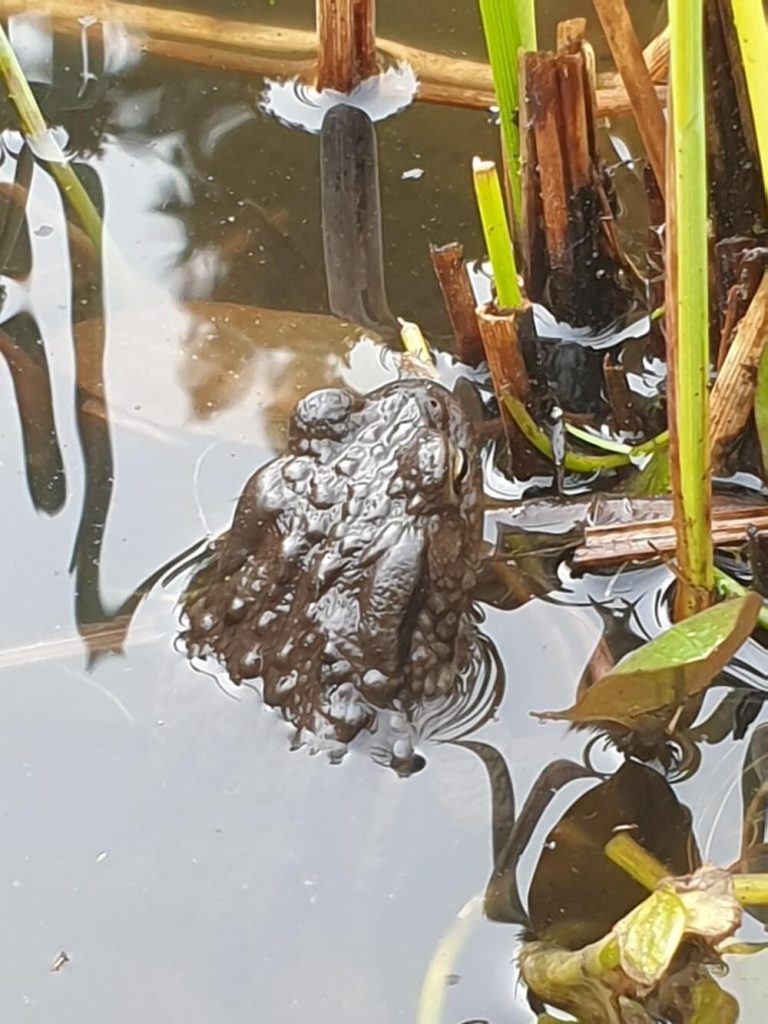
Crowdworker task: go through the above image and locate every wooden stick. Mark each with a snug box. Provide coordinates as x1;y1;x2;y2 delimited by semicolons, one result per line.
710;269;768;470
0;0;657;118
428;242;484;366
591;0;667;196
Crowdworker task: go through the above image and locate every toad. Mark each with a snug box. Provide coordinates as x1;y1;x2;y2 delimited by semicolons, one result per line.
181;378;485;768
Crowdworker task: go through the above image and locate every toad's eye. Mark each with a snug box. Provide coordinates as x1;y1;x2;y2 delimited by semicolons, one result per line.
426;396;444;423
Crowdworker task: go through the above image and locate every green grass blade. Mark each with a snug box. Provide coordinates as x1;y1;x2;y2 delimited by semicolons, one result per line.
731;0;768;203
472;156;522;308
477;0;536;228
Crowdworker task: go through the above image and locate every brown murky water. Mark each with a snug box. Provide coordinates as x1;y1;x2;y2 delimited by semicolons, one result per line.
2;1;768;1021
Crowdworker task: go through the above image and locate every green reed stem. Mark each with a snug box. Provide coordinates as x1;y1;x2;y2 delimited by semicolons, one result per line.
732;0;768;203
503;394;669;474
0;24;102;251
477;0;536;229
667;0;713;614
605;833;669;890
472;157;522;308
607;833;768;906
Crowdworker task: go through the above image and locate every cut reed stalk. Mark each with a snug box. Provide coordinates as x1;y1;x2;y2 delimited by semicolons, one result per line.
429;242;485;365
316;0;355;92
665;0;713;617
316;0;377;92
591;0;666;197
522;53;569;275
476;303;531;404
476;304;538;476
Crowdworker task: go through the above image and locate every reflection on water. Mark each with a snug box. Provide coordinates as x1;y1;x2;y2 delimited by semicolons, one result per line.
2;2;768;1022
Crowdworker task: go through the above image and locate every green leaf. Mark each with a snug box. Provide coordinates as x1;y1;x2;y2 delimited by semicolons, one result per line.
528;762;698;950
535;594;761;729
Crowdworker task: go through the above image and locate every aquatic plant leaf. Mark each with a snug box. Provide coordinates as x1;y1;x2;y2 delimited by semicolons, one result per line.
756;342;768;479
535;594;761;728
459;743;592;927
528;761;698;949
523;868;740;1024
659;866;741;944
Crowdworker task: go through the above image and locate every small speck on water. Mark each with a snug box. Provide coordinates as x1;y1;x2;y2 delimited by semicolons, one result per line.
50;952;70;973
96;851;108;863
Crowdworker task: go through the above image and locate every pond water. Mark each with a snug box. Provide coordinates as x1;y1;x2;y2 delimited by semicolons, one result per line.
2;1;768;1022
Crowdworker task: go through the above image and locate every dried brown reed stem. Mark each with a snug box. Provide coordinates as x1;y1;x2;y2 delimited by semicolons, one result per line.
710;269;768;470
573;498;768;569
601;27;670;89
316;0;377;92
429;242;484;366
523;53;569;274
520;31;633;328
475;303;536;475
716;249;766;368
475;303;531;406
591;0;666;196
0;0;658;117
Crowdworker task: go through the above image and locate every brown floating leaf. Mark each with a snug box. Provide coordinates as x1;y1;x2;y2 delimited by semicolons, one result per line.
527;761;698;949
534;594;761;730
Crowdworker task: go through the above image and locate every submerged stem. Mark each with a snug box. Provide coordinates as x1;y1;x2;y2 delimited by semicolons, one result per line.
0;24;102;250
